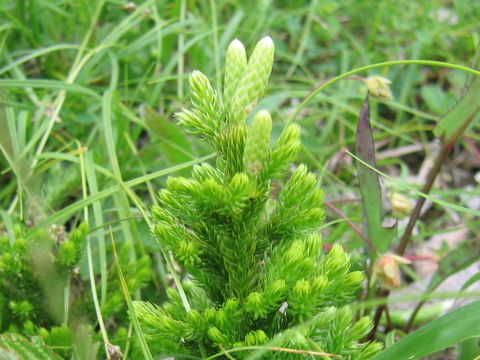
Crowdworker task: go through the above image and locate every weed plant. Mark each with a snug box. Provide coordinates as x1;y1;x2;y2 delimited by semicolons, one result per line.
134;37;381;359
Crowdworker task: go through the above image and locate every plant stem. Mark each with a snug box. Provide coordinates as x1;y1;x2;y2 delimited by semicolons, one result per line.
395;144;450;256
290;60;480;125
368;141;454;340
324;200;378;254
404;299;427;333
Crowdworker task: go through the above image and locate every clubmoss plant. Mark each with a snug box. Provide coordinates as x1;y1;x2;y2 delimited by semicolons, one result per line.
134;37;382;359
0;223;88;332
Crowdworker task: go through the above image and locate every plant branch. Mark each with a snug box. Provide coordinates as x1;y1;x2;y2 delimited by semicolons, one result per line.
395;144;450;256
324;200;379;255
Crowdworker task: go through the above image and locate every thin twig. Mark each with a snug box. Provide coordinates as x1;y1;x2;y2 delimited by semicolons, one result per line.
396;145;450;255
324;200;379;255
326;197;362;204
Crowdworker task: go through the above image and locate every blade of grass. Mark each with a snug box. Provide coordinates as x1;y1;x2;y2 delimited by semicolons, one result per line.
123;131;158;205
370;300;480;360
286;0;318;77
34;151;113;178
2;51;40;106
347;150;480;217
15;99;50;163
209;0;221;94
25;153;215;236
110;229;153;360
0;209;15;245
460;272;480;293
123;131;169;292
218;9;244;50
33;0;106;163
0;7;36;45
84;150;108;307
0;105;43;218
74;0;154;80
290;59;480;124
117;19;186;60
148;30;213;104
141;104;195;176
103;55;149;269
0;333;63;360
79;142;111;360
114;159;193;325
394;42;422;124
0;79;101;99
0;44;78;75
177;0;186;98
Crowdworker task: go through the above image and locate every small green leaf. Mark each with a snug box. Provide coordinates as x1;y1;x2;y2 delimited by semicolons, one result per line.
460;272;480;292
355;95;394;254
370;300;480;360
111;231;154;360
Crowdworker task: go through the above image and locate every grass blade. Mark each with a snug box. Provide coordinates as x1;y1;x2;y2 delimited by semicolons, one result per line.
0;79;101;99
84;151;108;307
370;300;480;360
110;230;153;360
347;150;480;217
0;44;78;75
25;153;215;236
79;145;111;359
0;333;63;360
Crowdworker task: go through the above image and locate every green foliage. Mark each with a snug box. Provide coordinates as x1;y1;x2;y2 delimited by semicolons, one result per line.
0;333;63;360
99;241;152;320
0;223;88;333
135;37;381;359
2;1;479;359
0;220;151;357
